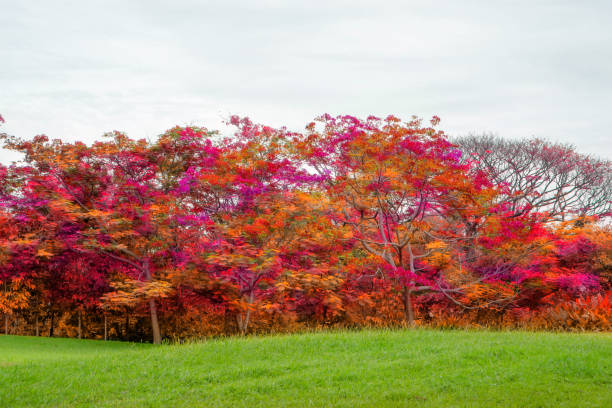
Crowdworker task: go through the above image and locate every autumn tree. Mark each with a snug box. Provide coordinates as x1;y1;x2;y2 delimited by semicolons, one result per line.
295;115;498;324
0;126;223;343
180;116;328;334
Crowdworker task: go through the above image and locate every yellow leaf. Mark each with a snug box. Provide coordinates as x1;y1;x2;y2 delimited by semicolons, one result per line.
426;241;447;250
36;248;54;258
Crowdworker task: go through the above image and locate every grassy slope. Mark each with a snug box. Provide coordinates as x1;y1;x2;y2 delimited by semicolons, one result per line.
0;329;611;408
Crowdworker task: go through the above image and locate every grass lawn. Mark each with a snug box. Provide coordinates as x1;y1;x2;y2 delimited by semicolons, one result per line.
1;329;611;407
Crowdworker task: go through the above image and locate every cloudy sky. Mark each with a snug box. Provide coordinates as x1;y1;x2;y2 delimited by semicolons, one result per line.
1;0;611;163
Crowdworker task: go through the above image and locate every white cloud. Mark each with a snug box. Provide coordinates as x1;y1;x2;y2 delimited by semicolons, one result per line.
1;0;611;163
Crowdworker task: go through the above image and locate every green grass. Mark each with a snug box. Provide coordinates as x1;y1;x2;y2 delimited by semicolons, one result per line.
1;329;611;407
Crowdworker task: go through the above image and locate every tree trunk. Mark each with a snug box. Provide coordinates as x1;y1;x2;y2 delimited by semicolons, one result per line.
49;313;54;337
223;307;230;334
405;243;416;326
77;311;82;339
403;286;415;326
463;222;478;261
124;308;130;339
236;313;249;336
237;292;255;336
148;298;161;344
4;314;8;335
144;259;162;344
35;315;39;337
104;314;107;341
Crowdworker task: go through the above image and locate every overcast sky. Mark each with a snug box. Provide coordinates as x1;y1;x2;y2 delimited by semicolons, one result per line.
1;0;611;163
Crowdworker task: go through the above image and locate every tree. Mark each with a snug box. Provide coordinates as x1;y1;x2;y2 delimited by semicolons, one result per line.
0;126;221;343
183;116;326;334
455;134;612;221
295;114;497;324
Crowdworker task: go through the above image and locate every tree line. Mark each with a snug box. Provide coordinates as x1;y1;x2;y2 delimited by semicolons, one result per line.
1;114;611;343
